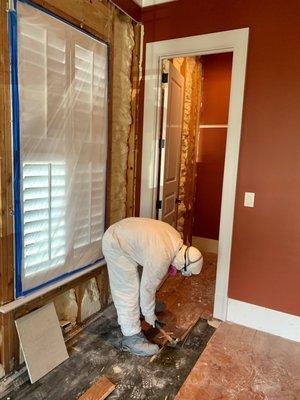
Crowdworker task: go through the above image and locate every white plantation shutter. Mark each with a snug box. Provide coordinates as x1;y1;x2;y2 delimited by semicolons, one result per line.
23;163;66;276
16;2;108;294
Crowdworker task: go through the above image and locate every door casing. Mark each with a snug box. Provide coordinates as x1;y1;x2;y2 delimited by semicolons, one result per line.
140;28;249;321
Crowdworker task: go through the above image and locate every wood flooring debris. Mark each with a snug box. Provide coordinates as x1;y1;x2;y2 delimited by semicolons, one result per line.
15;302;69;384
207;318;221;329
143;252;217;345
175;322;300;399
78;376;115;400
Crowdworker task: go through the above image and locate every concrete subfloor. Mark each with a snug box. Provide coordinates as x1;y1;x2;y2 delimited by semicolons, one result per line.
0;305;215;400
176;322;300;399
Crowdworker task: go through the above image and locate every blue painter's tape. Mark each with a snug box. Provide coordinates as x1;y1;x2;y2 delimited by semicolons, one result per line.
9;7;23;298
21;257;105;296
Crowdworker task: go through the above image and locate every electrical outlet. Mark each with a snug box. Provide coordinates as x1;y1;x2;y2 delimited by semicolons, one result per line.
244;192;255;207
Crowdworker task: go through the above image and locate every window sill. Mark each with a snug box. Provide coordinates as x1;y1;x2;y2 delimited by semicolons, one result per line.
0;259;107;315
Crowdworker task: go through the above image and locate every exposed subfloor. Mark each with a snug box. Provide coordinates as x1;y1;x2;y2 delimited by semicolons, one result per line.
143;252;217;345
176;322;300;399
0;305;215;400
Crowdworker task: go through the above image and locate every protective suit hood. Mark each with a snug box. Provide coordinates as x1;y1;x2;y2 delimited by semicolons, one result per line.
172;245;203;276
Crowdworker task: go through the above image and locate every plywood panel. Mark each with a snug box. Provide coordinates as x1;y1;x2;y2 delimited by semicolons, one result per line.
15;302;69;383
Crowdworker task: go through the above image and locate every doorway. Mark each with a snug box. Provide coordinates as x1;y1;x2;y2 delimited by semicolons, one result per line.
155;53;233;323
140;29;249;320
193;53;233;253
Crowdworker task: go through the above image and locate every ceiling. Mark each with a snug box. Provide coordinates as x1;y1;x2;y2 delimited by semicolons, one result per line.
133;0;174;6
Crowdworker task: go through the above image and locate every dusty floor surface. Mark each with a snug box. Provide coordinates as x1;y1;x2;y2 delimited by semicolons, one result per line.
0;305;215;400
176;322;300;399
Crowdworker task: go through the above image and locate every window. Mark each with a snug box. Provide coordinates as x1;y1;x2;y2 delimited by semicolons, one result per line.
11;1;108;295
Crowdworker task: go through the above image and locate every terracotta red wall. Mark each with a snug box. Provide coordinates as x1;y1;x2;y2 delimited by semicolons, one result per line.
113;0;141;22
193;53;232;240
141;0;300;316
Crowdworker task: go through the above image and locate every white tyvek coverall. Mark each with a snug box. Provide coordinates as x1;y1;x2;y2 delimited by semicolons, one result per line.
102;217;183;336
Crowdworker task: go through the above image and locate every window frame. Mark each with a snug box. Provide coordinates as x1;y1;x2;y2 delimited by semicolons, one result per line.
9;0;110;298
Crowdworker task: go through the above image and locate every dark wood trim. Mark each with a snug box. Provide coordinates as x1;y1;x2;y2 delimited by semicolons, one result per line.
126;23;142;217
105;8;116;229
0;0;14;308
0;313;18;373
30;0;114;44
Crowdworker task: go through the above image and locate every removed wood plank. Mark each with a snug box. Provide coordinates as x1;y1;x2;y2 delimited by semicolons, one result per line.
79;376;115;400
15;302;69;383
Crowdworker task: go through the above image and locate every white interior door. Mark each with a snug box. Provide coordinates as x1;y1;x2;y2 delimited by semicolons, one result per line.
158;61;184;227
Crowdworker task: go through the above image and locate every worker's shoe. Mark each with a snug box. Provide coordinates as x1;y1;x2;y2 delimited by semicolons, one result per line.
121;332;159;356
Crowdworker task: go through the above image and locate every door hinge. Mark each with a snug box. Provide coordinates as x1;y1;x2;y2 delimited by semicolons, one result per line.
162;72;168;84
158;138;165;149
156;200;162;210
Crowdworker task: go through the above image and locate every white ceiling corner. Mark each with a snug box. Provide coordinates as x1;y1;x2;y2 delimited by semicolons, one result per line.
132;0;143;6
132;0;174;7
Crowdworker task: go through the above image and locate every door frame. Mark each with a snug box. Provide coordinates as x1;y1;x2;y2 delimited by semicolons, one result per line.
140;28;249;321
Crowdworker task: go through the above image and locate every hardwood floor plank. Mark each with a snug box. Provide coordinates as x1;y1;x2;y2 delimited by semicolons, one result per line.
78;376;115;400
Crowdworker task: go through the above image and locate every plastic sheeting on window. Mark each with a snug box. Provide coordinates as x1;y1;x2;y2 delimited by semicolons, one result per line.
11;1;108;296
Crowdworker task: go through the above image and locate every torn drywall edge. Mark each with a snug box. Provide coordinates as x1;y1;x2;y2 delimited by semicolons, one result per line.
81;278;101;321
54;288;78;324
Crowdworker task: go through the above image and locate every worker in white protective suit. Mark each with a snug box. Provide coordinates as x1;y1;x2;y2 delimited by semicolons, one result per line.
102;217;203;357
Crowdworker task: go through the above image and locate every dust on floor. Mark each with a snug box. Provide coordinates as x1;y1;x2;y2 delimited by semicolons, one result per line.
176;322;300;399
0;305;215;400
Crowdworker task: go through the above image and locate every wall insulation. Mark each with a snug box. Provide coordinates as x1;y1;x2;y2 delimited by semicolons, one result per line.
110;13;135;224
54;289;78;324
172;57;202;242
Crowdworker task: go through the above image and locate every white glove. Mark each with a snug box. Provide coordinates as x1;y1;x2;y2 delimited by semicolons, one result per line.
144;314;157;327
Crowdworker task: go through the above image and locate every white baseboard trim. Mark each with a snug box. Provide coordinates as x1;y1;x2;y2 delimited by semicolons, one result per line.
192;236;218;254
227;298;300;342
